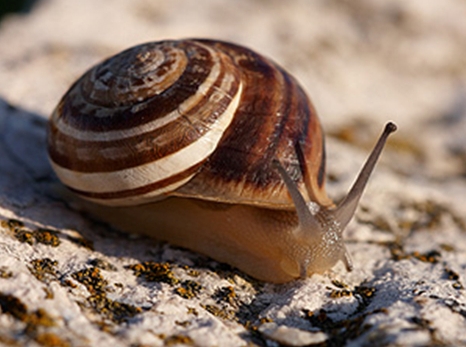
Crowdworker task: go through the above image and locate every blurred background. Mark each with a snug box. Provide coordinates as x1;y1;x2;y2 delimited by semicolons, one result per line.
0;0;37;20
0;0;465;188
0;2;465;345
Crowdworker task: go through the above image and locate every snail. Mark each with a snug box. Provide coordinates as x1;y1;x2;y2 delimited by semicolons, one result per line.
47;39;396;283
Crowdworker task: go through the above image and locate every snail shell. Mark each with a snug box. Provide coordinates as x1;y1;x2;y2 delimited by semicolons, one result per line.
47;39;396;283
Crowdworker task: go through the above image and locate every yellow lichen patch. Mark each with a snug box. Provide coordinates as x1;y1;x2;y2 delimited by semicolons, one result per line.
0;334;19;346
0;293;56;328
26;308;56;328
71;267;108;294
354;286;376;303
88;258;117;271
13;228;35;245
303;304;388;346
387;242;442;264
2;219;61;247
329;289;352;299
1;219;24;231
71;267;142;324
62;279;77;289
259;317;273;324
126;261;179;285
0;292;29;322
33;228;60;247
164;335;194;346
0;267;13;278
87;294;142;323
175;320;192;327
443;267;464;290
29;258;58;283
331;279;349;289
182;265;200;277
187;307;198;316
213;286;238;307
43;287;54;300
445;268;459;281
412;250;441;264
201;304;236;321
175;280;202;299
326;283;375;302
440;244;455;252
34;333;70;347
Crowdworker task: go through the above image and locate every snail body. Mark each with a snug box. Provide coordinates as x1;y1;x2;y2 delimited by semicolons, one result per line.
47;39;396;283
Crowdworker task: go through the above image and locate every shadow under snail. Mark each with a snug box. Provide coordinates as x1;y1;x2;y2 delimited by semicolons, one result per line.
47;39;396;283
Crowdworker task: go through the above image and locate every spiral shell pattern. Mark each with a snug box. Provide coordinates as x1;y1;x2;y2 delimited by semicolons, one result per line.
48;39;331;208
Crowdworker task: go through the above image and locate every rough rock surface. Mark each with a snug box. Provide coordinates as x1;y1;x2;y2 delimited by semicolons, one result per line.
0;1;466;346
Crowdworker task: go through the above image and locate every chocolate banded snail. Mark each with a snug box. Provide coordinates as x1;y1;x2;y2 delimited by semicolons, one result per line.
47;39;396;283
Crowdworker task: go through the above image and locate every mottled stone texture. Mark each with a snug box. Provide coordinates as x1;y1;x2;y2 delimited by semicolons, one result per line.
0;1;466;346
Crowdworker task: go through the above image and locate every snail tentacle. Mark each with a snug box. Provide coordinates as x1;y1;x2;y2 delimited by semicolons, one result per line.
333;122;397;229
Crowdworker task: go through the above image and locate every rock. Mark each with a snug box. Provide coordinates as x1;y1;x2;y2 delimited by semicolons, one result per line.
0;1;465;346
259;322;328;346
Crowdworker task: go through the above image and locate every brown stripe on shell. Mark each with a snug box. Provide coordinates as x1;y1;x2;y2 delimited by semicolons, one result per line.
56;41;216;132
83;42;187;108
48;46;241;173
281;68;331;206
197;40;288;180
175;39;333;208
317;136;326;188
66;160;205;202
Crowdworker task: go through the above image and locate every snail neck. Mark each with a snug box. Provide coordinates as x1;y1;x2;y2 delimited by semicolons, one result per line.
302;203;354;276
274;160;351;277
